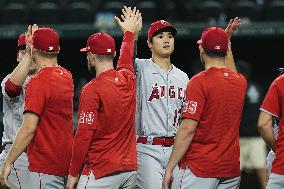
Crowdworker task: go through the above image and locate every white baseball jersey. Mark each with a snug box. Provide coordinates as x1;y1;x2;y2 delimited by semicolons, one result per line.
1;75;30;143
135;58;189;137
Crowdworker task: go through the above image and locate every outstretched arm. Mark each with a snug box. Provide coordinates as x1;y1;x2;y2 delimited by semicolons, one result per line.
9;25;38;86
225;17;241;72
4;25;38;98
116;6;142;70
114;7;142;73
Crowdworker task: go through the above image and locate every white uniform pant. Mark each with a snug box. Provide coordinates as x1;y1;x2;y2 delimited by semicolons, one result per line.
0;144;29;189
77;171;137;189
172;166;241;189
136;143;178;189
267;173;284;189
29;171;66;189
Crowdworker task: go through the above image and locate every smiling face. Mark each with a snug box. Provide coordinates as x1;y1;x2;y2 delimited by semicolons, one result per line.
148;31;175;58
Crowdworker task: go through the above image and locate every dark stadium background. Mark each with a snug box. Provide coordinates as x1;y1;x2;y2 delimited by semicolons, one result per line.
1;0;284;188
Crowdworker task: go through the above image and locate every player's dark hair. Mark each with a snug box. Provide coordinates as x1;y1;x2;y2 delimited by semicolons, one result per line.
17;45;26;52
204;48;226;58
95;54;114;62
150;28;175;43
37;49;58;58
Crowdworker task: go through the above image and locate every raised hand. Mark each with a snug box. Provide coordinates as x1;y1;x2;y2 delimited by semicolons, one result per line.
25;25;32;53
114;6;142;34
25;24;38;53
225;17;241;39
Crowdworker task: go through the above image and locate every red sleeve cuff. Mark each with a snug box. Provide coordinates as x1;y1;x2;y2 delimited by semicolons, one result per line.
5;79;22;97
182;113;200;122
123;31;134;41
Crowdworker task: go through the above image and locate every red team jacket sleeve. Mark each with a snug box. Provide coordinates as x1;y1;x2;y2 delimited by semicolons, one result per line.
260;79;280;118
5;78;22;97
69;88;100;177
116;31;135;74
24;79;46;116
182;76;206;122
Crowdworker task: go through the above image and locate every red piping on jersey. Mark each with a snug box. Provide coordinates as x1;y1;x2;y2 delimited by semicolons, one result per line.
84;174;90;189
39;173;42;189
179;168;186;189
13;163;21;189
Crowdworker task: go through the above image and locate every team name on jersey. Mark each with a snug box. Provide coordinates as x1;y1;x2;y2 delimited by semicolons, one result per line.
148;83;184;101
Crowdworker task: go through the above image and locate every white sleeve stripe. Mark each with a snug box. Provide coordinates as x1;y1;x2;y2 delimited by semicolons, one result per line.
260;108;279;118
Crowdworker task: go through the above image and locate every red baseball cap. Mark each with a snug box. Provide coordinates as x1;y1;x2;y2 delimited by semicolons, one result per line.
17;34;26;48
197;27;228;54
80;33;115;55
30;28;60;52
148;20;177;41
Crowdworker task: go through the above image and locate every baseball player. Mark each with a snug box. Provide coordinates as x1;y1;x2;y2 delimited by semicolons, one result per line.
163;27;247;189
258;73;284;188
0;30;37;188
119;6;240;189
264;70;283;178
0;26;74;188
66;9;141;189
133;15;189;189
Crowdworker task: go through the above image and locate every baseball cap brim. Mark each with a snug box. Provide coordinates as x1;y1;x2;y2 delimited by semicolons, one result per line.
80;47;88;52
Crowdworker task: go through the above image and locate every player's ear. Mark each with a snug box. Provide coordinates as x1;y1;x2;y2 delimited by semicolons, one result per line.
88;52;95;64
92;53;97;63
147;40;152;50
199;45;204;54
